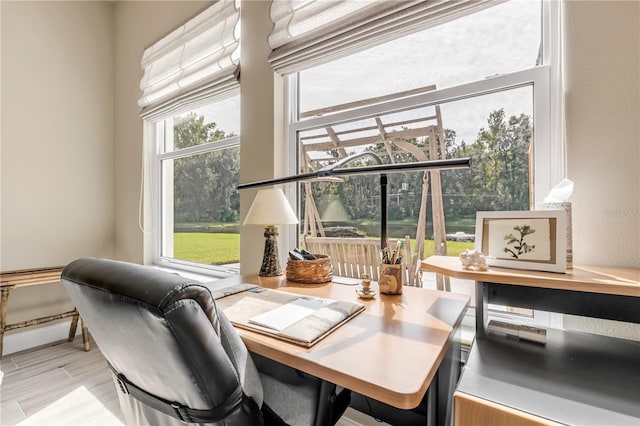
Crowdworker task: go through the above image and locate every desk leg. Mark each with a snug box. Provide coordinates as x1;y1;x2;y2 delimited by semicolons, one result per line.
436;328;462;426
475;281;488;338
1;287;10;356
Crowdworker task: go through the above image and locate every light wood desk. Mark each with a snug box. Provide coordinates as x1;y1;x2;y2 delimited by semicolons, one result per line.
422;256;640;426
207;274;469;424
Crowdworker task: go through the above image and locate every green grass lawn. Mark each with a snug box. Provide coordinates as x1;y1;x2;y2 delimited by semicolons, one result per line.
174;233;240;265
173;232;474;265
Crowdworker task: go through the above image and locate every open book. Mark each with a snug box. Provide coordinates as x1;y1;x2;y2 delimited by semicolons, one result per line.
213;285;365;347
248;296;334;331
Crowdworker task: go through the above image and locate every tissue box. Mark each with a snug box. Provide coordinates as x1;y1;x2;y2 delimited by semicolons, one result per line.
537;202;573;268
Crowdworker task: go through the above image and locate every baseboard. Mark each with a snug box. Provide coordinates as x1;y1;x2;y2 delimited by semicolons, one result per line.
2;319;80;356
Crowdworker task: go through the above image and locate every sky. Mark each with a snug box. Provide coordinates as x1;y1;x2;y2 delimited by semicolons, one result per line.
299;0;541;146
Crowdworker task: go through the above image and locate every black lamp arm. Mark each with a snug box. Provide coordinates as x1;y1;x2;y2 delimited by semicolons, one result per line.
237;157;471;190
238;156;471;251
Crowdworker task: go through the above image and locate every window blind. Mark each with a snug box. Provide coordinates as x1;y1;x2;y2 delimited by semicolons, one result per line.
268;0;501;75
138;0;240;120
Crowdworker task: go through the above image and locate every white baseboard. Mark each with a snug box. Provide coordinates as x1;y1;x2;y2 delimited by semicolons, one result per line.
2;319;81;356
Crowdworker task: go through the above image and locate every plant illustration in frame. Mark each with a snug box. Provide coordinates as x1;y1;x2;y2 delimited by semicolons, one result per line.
504;225;536;258
475;211;566;273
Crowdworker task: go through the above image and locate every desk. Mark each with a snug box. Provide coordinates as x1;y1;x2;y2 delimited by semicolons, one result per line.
422;256;640;426
207;274;469;424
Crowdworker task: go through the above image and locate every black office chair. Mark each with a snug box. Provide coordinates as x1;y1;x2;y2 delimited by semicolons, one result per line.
62;258;349;426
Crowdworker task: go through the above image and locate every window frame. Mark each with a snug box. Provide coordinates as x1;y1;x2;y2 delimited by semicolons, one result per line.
148;116;241;278
284;0;564;329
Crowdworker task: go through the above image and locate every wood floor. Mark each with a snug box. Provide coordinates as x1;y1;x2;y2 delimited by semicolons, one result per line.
0;337;384;426
1;337;122;425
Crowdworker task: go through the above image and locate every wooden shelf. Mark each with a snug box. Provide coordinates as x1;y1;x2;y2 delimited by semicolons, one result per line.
426;256;640;425
422;255;640;297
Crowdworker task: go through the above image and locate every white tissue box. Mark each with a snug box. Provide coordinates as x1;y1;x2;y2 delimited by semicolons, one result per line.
536;202;573;269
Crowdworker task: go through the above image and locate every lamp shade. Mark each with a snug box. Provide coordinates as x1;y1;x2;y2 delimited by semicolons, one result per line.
243;188;299;226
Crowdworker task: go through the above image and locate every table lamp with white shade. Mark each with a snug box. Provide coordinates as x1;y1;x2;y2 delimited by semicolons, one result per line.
243;187;299;276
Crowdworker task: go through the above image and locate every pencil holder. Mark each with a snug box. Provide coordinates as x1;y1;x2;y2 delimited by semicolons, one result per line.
379;263;404;294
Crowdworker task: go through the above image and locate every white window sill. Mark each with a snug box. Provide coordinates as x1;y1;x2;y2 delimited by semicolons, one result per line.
151;261;239;283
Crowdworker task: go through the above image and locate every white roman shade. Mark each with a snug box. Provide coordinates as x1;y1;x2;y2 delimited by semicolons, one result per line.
268;0;500;75
138;0;240;120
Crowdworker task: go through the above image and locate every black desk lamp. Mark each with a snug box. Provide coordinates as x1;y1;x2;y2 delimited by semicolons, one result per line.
239;156;471;250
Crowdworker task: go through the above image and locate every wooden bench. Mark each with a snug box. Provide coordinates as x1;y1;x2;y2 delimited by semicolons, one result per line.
304;237;388;281
304;236;422;285
0;266;89;356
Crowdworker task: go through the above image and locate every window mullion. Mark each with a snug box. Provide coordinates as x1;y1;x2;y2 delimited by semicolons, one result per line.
290;66;548;133
158;135;241;161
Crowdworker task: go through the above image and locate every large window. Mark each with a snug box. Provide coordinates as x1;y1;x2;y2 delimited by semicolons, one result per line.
288;0;560;244
287;0;562;323
140;1;240;275
153;96;240;274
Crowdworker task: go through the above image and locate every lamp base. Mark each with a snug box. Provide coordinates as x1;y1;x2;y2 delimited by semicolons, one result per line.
259;225;282;277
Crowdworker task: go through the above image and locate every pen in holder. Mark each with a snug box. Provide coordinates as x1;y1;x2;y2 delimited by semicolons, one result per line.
379;240;404;295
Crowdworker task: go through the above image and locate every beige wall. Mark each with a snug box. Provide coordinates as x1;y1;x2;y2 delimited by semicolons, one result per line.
565;0;640;267
0;0;209;337
563;0;640;337
113;0;210;264
239;0;287;274
0;0;638;347
1;1;115;324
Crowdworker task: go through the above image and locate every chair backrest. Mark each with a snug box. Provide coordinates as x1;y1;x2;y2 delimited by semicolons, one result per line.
304;237;381;281
61;258;263;425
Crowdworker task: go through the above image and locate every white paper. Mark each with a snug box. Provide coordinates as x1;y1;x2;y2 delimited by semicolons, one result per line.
248;297;332;331
332;277;360;285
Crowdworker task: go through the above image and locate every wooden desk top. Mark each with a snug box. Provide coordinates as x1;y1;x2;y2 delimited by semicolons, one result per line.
207;274;470;410
422;256;640;297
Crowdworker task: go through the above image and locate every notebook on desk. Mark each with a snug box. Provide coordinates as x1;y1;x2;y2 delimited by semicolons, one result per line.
212;284;365;347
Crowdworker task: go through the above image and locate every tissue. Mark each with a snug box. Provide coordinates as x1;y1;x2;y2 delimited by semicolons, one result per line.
543;178;574;203
537;179;573;268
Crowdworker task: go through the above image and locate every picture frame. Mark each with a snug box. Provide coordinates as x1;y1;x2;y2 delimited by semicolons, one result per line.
475;210;567;273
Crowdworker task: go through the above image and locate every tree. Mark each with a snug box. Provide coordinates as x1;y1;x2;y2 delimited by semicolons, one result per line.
173;113;239;225
170;108;531;236
467;109;531;212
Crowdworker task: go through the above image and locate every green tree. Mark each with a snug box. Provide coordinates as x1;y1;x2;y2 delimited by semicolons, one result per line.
173;113;239;225
467;109;531;212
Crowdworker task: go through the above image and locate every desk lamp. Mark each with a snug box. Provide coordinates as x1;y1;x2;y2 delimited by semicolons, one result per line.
239;156;471;250
243;187;299;276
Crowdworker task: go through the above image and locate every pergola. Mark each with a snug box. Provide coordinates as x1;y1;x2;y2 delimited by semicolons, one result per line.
298;85;451;289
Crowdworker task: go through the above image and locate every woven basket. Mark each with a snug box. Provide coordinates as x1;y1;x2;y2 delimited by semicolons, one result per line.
286;254;333;284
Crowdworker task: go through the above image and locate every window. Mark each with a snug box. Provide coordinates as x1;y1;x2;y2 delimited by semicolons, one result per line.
285;0;563;326
153;97;240;274
138;1;241;275
289;0;556;243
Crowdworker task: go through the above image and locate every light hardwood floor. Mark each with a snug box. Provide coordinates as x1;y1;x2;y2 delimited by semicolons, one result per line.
0;337;385;426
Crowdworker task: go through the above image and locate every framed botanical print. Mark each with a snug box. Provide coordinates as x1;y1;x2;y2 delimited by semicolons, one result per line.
475;210;567;273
